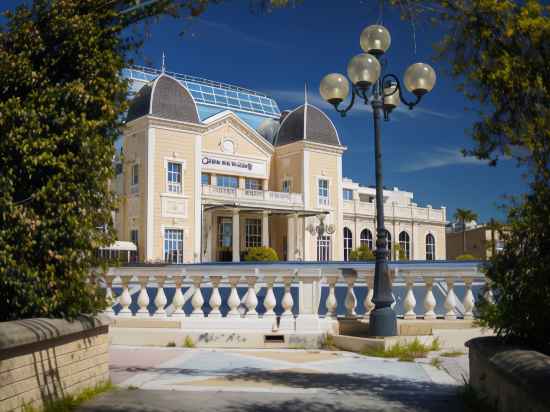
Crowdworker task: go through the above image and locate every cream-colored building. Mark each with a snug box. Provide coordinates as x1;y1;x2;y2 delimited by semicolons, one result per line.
113;66;446;263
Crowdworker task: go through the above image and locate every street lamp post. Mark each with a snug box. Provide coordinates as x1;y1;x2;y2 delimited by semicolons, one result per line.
320;24;436;337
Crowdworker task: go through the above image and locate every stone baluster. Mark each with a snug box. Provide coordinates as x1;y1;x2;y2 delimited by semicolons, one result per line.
403;275;417;320
227;276;241;317
118;275;133;317
136;276;150;317
172;274;186;317
190;276;204;317
484;279;495;304
263;276;277;317
245;276;259;317
344;273;357;318
208;276;222;317
423;277;437;320
154;275;167;317
462;276;475;320
103;275;115;316
281;276;294;317
444;277;458;320
325;276;338;319
363;275;375;316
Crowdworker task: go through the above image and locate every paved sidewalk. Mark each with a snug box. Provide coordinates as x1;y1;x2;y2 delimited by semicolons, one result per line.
78;346;466;412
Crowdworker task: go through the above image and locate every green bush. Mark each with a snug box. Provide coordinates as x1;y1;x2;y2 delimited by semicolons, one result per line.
456;254;477;260
349;246;375;261
244;246;279;262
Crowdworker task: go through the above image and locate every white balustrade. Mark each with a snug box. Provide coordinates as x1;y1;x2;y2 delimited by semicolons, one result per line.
102;262;486;333
202;185;304;208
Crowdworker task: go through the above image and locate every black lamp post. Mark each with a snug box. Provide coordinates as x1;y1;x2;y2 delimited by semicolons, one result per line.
320;24;436;337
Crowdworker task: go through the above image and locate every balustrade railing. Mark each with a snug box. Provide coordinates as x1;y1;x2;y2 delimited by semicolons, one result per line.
98;262;487;332
202;185;303;207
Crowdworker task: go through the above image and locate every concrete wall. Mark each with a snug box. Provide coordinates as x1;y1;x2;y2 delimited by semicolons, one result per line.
467;337;550;412
0;316;110;412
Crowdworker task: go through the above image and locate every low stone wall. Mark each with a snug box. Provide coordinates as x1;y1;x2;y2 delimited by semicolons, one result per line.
467;336;550;412
0;316;110;412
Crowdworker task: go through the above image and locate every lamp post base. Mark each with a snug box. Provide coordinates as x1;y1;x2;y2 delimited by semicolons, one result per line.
368;306;397;337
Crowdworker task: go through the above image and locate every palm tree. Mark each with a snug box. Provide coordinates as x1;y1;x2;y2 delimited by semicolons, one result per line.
485;218;502;257
454;208;478;254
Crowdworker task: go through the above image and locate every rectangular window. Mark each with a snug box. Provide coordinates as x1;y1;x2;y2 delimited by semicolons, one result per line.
245;218;262;248
217;175;238;188
245;178;261;190
282;179;291;193
201;173;210;186
164;229;183;264
167;162;182;193
317;235;331;262
130;229;139;263
343;189;354;201
130;164;139;193
318;179;329;206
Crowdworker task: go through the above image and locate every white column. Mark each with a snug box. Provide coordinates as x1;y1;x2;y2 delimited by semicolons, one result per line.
172;274;186;317
227;276;241;317
423;277;437;320
403;276;417;320
444;277;458;320
296;270;322;331
118;275;133;317
210;173;217;186
262;211;269;247
245;276;259;317
190;276;204;317
232;209;240;262
462;276;475;320
204;210;213;262
154;275;167;317
208;276;222;317
325;276;338;319
136;277;150;317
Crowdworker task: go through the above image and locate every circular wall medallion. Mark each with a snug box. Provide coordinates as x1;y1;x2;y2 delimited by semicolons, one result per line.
222;139;235;154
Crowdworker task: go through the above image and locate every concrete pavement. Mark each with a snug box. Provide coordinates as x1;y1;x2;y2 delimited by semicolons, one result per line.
78;346;467;412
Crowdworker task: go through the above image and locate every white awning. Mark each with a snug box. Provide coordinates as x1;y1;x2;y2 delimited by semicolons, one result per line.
99;241;137;251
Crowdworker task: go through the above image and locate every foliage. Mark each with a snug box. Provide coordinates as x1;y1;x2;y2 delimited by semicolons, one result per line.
244;246;279;262
360;337;439;362
349;245;375;261
477;181;550;354
392;243;407;261
320;334;338;351
183;335;196;348
440;350;464;358
456;254;477;261
454;208;478;253
458;383;498;412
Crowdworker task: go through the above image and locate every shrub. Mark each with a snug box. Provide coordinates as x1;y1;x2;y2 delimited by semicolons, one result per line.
183;336;196;348
244;246;279;262
456;254;477;260
349;246;375;261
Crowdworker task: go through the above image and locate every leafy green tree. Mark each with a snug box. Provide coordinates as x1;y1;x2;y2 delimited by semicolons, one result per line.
453;208;478;254
485;218;502;258
349;245;375;261
244;247;279;262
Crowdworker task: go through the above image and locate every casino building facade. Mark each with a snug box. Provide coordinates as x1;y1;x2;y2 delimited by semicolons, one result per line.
113;66;446;263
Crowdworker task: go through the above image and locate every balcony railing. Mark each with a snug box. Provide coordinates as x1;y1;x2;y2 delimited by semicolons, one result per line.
97;261;489;333
343;200;445;222
202;185;304;208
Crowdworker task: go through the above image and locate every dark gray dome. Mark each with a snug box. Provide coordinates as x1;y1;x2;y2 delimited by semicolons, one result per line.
275;104;340;147
126;74;200;124
256;118;280;144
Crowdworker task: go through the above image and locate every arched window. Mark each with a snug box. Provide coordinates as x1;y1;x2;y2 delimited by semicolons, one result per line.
360;229;373;250
384;230;392;257
343;228;353;261
399;231;410;260
426;233;436;261
317;235;331;262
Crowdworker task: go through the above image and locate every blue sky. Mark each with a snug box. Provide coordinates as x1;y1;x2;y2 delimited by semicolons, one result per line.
2;0;525;222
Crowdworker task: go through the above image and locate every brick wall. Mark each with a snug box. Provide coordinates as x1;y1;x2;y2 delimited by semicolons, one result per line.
0;316;110;412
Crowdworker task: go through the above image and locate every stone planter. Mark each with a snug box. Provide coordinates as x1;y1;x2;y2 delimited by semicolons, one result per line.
467;336;550;412
0;315;110;412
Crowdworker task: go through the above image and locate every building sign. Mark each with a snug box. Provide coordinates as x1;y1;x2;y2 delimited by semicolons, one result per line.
201;153;267;177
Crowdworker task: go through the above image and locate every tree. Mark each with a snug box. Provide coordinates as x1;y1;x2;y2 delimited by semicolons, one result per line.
244;247;279;262
349;246;375;261
485;218;502;258
453;208;478;254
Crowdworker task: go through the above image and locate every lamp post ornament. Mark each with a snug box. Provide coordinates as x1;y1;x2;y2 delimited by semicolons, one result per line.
320;24;436;337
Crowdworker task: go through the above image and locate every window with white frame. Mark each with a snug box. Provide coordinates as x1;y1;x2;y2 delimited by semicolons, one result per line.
317;235;331;261
318;178;329;206
282;179;291;193
217;175;238;188
201;173;210;186
167;162;182;193
164;229;184;264
245;178;261;190
360;229;373;250
343;228;353;261
130;164;139;193
426;233;436;261
245;218;262;248
343;189;354;201
130;229;139;262
399;231;410;260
